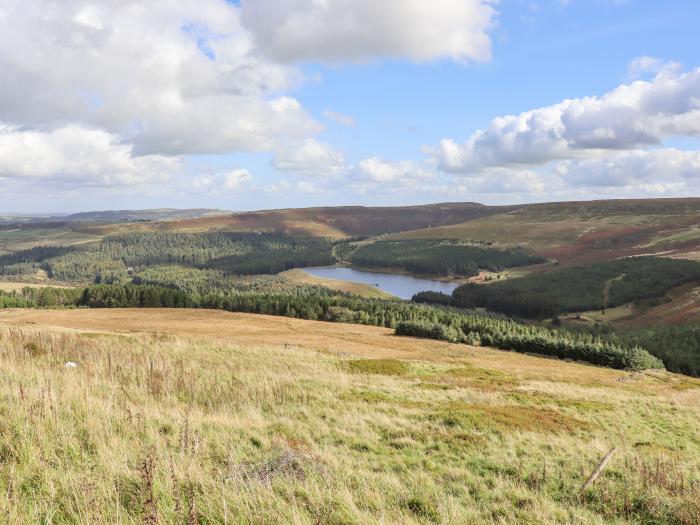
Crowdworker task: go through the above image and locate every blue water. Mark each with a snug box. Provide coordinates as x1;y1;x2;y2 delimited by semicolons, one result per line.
300;266;461;300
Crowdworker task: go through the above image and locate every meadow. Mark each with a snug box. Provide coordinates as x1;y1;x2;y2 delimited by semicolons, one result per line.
0;310;697;524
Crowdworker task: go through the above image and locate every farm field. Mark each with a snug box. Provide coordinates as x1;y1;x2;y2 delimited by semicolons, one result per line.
0;308;697;524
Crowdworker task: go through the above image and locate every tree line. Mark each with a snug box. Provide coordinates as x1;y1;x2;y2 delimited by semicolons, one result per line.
347;240;545;277
21;283;658;371
0;231;336;283
420;257;700;319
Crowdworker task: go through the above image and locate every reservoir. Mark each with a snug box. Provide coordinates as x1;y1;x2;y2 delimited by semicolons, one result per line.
300;266;461;300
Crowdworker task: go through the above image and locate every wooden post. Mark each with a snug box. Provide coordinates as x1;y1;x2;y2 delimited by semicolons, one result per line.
581;448;617;492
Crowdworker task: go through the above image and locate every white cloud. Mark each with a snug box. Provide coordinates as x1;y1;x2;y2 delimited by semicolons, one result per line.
446;148;700;200
0;125;178;187
224;169;253;189
557;148;700;189
323;110;357;128
273;139;345;174
352;158;436;184
430;65;700;173
241;0;496;63
627;56;664;80
189;169;252;194
0;0;319;157
263;180;321;194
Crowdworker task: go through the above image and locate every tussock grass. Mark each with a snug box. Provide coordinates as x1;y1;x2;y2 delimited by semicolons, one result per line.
0;325;698;524
345;358;410;376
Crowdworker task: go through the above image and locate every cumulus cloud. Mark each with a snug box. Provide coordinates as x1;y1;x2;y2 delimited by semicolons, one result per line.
430;66;700;173
0;125;178;187
557;148;700;190
445;148;700;200
273;139;345;174
241;0;496;63
0;0;318;157
352;158;436;184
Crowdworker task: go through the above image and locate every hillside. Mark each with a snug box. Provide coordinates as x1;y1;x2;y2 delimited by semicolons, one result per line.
0;308;697;524
392;198;700;265
73;202;516;238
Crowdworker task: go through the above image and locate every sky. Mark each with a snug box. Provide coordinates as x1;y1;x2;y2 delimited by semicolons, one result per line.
1;0;699;213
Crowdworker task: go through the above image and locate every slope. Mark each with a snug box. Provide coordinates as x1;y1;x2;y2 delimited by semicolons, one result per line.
0;308;697;524
392;198;700;264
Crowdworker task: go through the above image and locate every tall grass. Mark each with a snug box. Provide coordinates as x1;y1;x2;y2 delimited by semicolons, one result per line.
0;326;697;524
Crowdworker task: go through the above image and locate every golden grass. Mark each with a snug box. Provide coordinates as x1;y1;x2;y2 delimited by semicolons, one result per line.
280;268;396;299
0;281;76;292
0;309;698;523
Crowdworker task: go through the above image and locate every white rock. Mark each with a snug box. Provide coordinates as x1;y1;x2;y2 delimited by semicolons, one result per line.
64;361;78;368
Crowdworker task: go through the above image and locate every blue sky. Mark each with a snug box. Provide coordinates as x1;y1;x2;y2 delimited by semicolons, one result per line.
1;0;699;213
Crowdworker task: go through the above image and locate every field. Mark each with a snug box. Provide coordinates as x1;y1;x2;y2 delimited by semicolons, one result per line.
0;308;697;524
563;284;700;328
280;269;396;299
0;227;100;253
0;281;75;292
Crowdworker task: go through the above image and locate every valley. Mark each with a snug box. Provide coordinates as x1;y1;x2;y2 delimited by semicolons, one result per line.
0;199;699;523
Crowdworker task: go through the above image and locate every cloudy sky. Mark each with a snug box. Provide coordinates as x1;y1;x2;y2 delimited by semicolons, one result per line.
1;0;699;213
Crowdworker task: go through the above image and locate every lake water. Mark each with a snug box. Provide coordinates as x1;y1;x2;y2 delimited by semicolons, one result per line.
300;266;461;300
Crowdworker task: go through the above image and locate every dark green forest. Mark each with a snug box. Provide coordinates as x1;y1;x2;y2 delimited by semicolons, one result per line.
610;324;700;377
444;257;700;319
0;232;335;282
346;240;545;276
0;283;661;371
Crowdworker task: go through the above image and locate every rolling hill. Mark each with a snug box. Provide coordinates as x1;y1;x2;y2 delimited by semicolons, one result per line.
70;202;517;238
391;198;700;264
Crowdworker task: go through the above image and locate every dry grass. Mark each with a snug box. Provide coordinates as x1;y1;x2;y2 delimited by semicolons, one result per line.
0;227;100;252
0;309;698;523
280;269;396;299
0;281;76;292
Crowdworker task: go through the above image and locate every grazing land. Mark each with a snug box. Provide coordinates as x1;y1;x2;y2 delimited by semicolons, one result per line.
0;309;697;524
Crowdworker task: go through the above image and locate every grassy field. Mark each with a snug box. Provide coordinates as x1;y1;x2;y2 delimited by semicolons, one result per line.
281;269;396;299
0;281;76;292
0;228;100;252
0;308;698;524
559;284;700;328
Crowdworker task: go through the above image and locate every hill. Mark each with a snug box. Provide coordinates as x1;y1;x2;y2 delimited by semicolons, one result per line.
0;308;697;524
74;202;516;238
392;198;700;264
